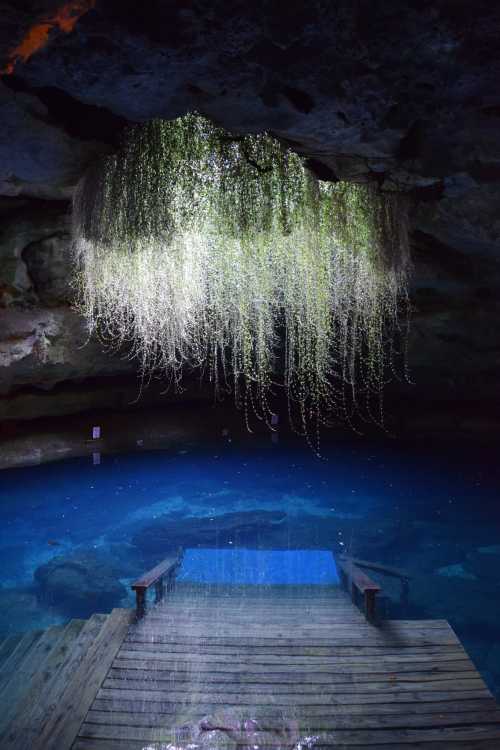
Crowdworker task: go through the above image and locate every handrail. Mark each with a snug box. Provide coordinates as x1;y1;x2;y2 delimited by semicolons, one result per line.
335;554;381;622
340;555;410;582
339;553;410;608
131;548;183;619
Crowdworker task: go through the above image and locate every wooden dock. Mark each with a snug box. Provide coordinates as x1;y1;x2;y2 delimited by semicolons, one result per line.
1;558;500;749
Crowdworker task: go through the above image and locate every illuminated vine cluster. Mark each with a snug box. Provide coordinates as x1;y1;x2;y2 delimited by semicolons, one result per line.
73;114;410;447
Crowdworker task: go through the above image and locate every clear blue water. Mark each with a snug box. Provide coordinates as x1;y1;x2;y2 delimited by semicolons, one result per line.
179;549;340;585
1;434;499;696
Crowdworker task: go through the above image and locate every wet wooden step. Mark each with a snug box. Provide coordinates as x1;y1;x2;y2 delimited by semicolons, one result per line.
0;630;43;693
4;614;108;750
32;608;133;750
72;739;500;750
76;722;500;747
0;618;86;743
0;625;66;727
108;662;481;692
85;706;500;730
112;654;475;674
96;685;493;705
91;695;499;717
0;635;23;669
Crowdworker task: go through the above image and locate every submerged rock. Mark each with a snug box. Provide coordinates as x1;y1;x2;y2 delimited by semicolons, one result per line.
477;545;500;556
436;563;477;581
132;510;287;556
0;586;62;634
34;549;127;616
466;549;500;582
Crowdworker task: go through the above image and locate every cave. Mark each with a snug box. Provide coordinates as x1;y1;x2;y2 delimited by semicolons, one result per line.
1;2;500;748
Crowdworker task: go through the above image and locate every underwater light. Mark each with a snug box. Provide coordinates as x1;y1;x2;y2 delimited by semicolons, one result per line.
73;113;410;447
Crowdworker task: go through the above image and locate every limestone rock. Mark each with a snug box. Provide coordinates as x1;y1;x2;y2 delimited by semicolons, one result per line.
23;233;74;306
133;510;287;558
436;563;477;581
0;200;70;307
0;81;107;199
34;550;127;616
0;306;135;395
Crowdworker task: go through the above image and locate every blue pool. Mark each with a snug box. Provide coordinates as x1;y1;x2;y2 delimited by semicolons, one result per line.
0;433;499;696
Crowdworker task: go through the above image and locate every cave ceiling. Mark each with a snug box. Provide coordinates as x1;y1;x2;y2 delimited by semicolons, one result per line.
0;1;498;202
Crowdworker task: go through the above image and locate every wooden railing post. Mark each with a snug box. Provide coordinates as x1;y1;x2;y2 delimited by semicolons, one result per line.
135;588;146;620
154;578;165;604
335;554;381;623
365;589;376;622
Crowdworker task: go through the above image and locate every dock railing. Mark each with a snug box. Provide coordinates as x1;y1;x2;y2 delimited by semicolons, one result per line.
335;553;411;622
131;548;183;619
336;554;381;621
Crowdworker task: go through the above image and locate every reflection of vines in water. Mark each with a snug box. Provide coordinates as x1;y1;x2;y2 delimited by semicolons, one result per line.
73;114;411;451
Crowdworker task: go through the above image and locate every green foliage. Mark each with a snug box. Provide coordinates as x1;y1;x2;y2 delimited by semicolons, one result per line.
73;114;410;446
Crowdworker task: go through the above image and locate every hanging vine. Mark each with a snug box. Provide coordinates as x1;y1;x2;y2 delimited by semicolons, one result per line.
73;113;411;448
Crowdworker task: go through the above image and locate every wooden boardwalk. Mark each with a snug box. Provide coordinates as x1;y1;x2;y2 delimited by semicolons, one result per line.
71;582;500;750
2;563;500;750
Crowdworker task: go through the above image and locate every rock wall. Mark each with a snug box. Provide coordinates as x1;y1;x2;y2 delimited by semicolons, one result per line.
0;198;139;421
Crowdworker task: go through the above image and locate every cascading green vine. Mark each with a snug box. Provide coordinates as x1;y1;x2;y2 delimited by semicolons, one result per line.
73;113;411;448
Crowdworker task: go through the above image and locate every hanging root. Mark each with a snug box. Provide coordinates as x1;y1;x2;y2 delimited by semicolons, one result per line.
73;114;411;444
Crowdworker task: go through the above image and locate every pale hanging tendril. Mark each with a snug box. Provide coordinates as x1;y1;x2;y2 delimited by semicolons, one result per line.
73;114;411;449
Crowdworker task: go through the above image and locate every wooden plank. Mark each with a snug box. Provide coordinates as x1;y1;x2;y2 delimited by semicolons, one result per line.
164;596;349;606
107;666;479;684
1;622;84;739
97;686;492;705
165;591;350;601
0;635;22;669
136;616;376;628
1;619;85;745
144;610;366;622
102;675;487;695
33;609;133;750
119;632;460;647
134;617;454;632
85;707;500;730
164;600;359;608
109;653;478;681
161;594;351;605
133;618;455;631
0;625;65;735
71;738;500;750
172;583;342;594
6;614;107;750
119;641;470;666
77;722;500;744
122;640;466;656
0;630;42;692
160;601;354;612
131;623;458;637
92;696;498;716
